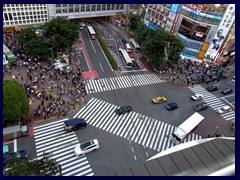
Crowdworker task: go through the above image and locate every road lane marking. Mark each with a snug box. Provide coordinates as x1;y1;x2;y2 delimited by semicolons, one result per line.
222;98;235;108
99;63;104;72
219;94;235;99
14;139;17;152
134;155;137;161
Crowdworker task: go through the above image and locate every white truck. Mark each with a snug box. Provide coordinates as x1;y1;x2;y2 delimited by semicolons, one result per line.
3;125;29;141
171;112;204;144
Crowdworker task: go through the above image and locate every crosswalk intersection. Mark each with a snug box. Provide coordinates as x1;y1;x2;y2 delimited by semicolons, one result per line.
74;97;202;152
33;119;94;176
85;74;166;94
188;85;235;121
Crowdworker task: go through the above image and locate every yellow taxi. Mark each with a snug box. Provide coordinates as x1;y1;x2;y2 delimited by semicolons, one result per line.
152;96;167;104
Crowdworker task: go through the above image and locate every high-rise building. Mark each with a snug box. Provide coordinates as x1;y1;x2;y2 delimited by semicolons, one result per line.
144;4;235;62
3;4;128;28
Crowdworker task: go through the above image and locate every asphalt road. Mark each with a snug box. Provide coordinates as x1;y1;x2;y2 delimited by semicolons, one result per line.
8;21;235;176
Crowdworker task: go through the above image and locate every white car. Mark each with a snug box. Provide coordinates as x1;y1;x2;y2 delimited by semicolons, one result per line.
217;105;231;114
191;93;203;101
74;139;99;156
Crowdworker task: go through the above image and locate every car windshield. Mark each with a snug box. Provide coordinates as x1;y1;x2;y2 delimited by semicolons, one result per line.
220;108;225;111
80;141;92;150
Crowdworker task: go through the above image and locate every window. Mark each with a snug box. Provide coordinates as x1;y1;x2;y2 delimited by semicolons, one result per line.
86;4;90;11
75;4;79;12
91;4;96;11
97;4;101;11
80;4;85;12
69;4;73;12
102;4;106;11
107;4;111;10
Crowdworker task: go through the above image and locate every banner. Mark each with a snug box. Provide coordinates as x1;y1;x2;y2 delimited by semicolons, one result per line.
207;4;235;56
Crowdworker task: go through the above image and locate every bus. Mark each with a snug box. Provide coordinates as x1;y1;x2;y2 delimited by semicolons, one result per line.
3;44;17;63
119;49;133;69
87;25;96;39
129;38;141;52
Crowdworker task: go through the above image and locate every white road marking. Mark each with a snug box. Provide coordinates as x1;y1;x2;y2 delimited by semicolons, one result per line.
14;139;17;152
99;62;104;72
222;98;235;108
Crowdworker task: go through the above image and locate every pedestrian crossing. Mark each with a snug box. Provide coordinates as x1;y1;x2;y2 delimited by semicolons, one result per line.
188;85;235;121
109;49;125;71
74;97;202;152
85;74;166;94
33;119;94;176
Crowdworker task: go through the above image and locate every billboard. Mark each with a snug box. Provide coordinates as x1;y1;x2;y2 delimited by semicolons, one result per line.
207;4;235;56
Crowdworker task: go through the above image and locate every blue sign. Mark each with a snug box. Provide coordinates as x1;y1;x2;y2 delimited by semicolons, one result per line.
170;4;180;14
182;5;222;20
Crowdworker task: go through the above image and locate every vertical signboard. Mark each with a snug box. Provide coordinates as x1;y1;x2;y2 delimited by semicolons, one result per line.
207;4;235;56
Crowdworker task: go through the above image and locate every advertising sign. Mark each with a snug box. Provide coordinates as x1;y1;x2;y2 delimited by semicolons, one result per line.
182;5;222;20
207;4;235;56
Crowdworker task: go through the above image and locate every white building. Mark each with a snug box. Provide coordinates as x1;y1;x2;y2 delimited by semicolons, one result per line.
3;4;128;28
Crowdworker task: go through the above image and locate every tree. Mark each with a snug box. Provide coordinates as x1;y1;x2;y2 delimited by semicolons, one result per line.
25;37;51;61
4;157;38;176
4;153;60;176
38;152;60;176
129;15;141;31
134;21;185;69
3;80;29;124
42;17;79;53
18;28;38;45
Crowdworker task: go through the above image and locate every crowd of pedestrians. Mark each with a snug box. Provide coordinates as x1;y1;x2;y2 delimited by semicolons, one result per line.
158;59;232;87
3;30;87;126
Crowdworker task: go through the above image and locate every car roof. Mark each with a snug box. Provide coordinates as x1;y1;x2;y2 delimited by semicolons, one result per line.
223;105;230;109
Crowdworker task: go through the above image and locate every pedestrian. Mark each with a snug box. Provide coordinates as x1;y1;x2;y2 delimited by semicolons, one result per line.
207;133;212;138
41;100;44;106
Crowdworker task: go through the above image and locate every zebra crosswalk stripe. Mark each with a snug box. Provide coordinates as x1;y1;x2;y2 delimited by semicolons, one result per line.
188;85;235;121
75;98;202;152
33;120;94;176
85;74;166;94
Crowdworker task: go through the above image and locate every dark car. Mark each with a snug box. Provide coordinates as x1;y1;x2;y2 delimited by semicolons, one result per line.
206;85;218;92
221;88;233;95
122;38;127;45
115;106;133;115
194;103;209;111
166;103;179;111
3;150;28;165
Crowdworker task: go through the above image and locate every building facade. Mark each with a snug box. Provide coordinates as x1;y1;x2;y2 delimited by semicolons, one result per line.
3;4;128;28
144;4;235;62
3;4;48;28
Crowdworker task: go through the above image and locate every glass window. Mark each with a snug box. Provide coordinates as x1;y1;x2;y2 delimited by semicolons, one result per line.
91;4;96;11
69;4;73;12
116;4;119;10
97;4;101;11
81;4;85;12
75;4;79;12
107;4;111;10
102;4;106;11
86;4;90;11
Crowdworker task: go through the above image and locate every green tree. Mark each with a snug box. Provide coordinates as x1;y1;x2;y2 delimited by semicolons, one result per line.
42;17;79;53
38;152;60;176
25;37;51;61
129;15;141;31
3;80;29;123
4;153;60;176
4;157;38;176
18;28;38;45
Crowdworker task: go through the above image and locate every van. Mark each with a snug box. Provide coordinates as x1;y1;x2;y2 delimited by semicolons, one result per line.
125;43;131;52
64;118;87;132
171;112;204;144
